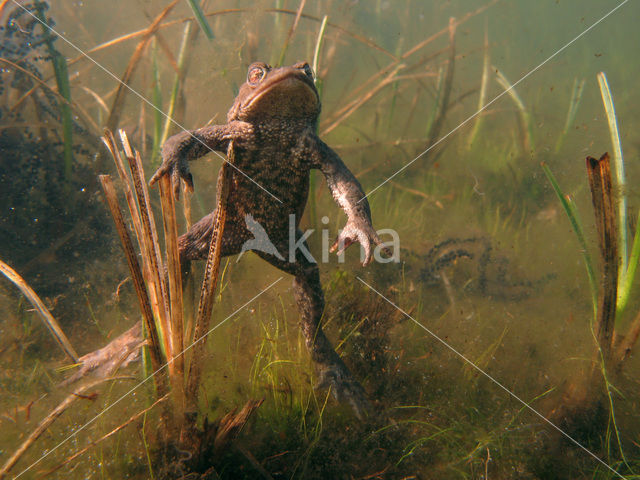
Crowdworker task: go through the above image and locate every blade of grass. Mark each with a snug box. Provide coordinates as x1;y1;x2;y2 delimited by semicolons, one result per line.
618;208;640;318
34;3;73;180
541;162;598;319
428;18;456;138
495;67;533;153
0;376;133;478
277;0;306;66
158;21;196;163
150;38;164;164
185;0;214;40
307;14;328;232
467;20;489;148
0;259;78;363
311;14;328;90
106;0;179;131
598;72;630;316
41;393;170;477
555;77;585;153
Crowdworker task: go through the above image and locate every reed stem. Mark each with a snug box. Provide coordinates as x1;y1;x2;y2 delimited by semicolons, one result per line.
586;153;618;359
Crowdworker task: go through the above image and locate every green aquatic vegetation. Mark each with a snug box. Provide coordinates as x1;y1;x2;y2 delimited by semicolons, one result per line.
541;162;598;319
308;14;329;231
597;72;639;320
555;77;585;153
150;38;163;165
494;67;534;154
158;21;199;165
467;22;490;148
186;0;215;40
33;2;73;180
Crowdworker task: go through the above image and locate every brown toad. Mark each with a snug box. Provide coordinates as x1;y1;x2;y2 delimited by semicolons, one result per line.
150;61;386;417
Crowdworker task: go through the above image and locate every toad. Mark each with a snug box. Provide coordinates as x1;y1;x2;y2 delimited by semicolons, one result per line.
150;61;386;417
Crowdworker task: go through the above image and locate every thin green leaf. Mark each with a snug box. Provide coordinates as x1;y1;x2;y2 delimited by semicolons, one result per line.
35;4;73;179
598;72;628;313
150;39;164;164
185;0;214;40
541;162;598;320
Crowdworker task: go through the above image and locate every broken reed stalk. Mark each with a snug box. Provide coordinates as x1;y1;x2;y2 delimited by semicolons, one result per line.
102;130;169;354
98;175;165;384
102;129;187;434
586;153;618;360
158;174;185;392
120;132;173;359
185;158;232;418
213;398;264;454
0;259;79;363
0;376;133;479
121;132;187;425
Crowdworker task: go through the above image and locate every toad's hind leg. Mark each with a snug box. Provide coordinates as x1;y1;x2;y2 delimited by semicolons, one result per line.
254;232;371;418
178;208;248;263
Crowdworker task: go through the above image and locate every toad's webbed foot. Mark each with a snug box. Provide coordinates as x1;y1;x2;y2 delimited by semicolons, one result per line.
317;363;372;419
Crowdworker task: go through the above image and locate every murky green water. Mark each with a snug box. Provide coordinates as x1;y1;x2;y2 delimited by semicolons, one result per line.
1;0;640;478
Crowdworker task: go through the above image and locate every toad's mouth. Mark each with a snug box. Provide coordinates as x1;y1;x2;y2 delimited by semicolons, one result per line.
243;73;319;118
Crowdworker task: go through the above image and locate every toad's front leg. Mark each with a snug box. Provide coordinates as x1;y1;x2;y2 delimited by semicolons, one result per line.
308;134;389;265
149;121;253;197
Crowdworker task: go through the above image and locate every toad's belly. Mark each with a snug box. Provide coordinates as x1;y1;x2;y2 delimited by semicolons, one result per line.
226;162;310;242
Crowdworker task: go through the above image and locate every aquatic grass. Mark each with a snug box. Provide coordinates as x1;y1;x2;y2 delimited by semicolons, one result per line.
40;393;169;477
185;0;214;40
462;326;508;384
0;376;134;478
467;21;490;148
425;18;456;156
158;21;199;166
494;67;533;154
307;14;328;231
34;3;73;180
0;259;79;364
150;38;164;165
554;77;585;153
106;0;179;131
541;162;598;319
597;72;638;320
276;0;306;67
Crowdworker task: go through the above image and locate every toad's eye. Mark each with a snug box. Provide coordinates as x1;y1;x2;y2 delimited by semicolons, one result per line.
247;65;266;85
302;63;313;78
